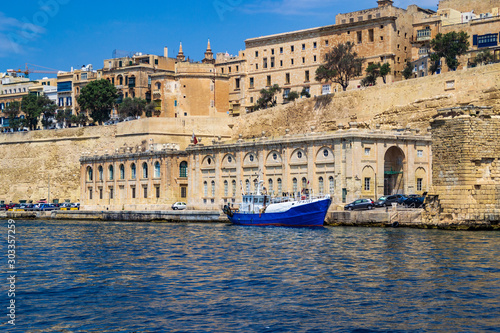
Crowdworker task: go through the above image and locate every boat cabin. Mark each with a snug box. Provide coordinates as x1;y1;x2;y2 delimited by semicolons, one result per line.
240;194;271;214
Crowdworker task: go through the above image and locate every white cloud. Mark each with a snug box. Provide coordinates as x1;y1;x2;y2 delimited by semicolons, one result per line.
0;12;45;57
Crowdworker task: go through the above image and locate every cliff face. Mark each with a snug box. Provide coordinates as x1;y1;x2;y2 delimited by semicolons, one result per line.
231;63;500;139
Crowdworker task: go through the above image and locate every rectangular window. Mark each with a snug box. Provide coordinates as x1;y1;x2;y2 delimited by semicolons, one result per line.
285;73;290;84
350;18;354;23
263;58;268;69
313;55;317;62
155;59;158;65
89;188;93;200
255;51;259;57
305;70;310;82
156;186;160;198
256;64;259;70
249;77;254;88
236;65;239;72
110;187;114;199
325;40;329;46
235;78;240;89
250;97;253;103
271;49;274;55
280;60;283;67
302;43;306;50
417;178;423;192
291;59;294;65
181;186;187;198
365;148;371;156
302;57;305;64
291;45;294;52
358;16;363;21
267;75;271;86
369;29;374;42
417;150;423;157
477;33;498;48
99;188;103;200
283;88;290;98
280;47;283;53
364;178;371;191
322;84;331;95
313;42;317;48
144;186;148;199
271;57;275;68
132;187;136;199
357;31;362;44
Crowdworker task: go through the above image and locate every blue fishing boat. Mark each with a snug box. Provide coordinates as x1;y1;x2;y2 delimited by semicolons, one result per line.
222;181;331;227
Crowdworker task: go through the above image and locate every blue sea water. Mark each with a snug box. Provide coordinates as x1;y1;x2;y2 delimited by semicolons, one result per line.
2;220;500;332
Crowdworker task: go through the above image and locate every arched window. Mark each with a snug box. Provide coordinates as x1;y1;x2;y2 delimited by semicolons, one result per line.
87;167;93;181
211;180;216;197
245;179;250;193
224;180;228;197
293;178;298;194
142;163;148;178
204;181;208;197
131;164;136;179
319;177;324;194
268;179;273;194
156;82;161;89
277;178;282;195
232;180;236;196
119;76;123;85
120;164;125;179
154;161;161;178
329;176;335;194
302;177;307;190
98;166;103;181
180;161;188;178
109;165;114;180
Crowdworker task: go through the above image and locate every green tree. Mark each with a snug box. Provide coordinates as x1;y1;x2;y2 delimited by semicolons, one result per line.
145;102;156;117
21;94;57;130
361;63;380;87
429;31;470;71
379;63;391;84
300;87;311;98
471;50;495;66
402;61;413;80
118;97;147;119
56;109;74;128
3;101;21;130
254;84;282;110
315;42;364;91
77;79;118;124
286;91;300;102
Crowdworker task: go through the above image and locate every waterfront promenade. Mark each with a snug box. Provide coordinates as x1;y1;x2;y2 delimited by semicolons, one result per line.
2;208;498;229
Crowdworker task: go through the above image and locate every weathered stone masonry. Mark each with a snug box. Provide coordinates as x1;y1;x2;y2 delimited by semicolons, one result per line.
423;106;500;228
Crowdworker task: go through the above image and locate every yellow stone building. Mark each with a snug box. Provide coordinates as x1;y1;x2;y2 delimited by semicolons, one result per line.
80;127;432;211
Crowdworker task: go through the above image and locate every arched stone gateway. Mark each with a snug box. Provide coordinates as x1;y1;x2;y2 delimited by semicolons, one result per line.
384;146;405;195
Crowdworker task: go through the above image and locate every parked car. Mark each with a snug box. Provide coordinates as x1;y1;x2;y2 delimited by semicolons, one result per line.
375;195;400;207
171;202;187;210
19;203;35;211
344;199;375;211
71;203;80;209
0;204;6;211
402;195;426;208
34;204;58;211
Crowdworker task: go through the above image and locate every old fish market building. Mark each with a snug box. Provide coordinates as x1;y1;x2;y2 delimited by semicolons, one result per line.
80;127;432;211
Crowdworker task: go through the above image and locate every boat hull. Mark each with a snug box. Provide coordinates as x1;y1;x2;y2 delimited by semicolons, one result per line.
228;197;331;227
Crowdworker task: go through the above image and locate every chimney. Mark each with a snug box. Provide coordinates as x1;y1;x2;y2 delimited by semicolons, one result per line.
164;47;168;58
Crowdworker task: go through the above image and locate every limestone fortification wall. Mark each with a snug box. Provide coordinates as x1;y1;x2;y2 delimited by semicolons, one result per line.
423;106;500;229
231;63;500;139
0;117;233;203
438;0;500;14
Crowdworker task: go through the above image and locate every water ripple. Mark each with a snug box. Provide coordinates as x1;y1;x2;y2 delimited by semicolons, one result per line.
2;221;499;332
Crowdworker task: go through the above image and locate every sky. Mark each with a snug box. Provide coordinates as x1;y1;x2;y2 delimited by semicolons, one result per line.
0;0;438;80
